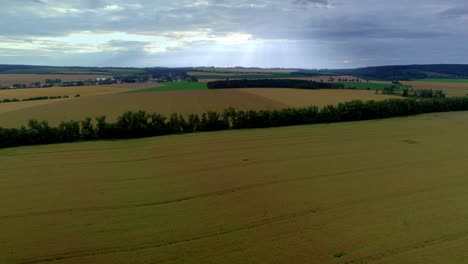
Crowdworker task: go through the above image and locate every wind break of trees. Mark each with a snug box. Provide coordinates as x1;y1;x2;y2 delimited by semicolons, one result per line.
2;97;468;149
207;79;345;89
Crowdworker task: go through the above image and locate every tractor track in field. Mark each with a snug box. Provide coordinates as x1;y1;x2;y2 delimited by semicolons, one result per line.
1;158;441;221
0;168;368;220
17;207;322;264
345;231;468;264
16;182;453;264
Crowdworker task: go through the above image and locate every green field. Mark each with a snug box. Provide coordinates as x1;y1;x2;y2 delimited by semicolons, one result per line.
126;82;208;93
127;81;397;94
417;78;468;83
343;82;399;90
2;112;468;263
193;73;301;79
195;67;237;73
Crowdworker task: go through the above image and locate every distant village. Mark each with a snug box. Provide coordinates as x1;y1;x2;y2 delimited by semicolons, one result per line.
0;72;197;89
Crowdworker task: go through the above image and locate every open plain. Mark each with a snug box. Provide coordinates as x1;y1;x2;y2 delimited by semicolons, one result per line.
0;74;112;87
0;88;398;127
2;112;468;263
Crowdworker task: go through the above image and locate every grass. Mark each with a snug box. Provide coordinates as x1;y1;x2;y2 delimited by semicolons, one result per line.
195;67;237;73
126;82;208;93
192;73;313;80
343;82;399;90
2;112;468;263
416;78;468;83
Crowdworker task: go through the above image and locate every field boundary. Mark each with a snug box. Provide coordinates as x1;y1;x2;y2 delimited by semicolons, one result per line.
2;97;468;149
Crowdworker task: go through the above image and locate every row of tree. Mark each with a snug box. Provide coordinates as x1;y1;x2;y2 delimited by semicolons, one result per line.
0;94;80;104
2;97;468;149
207;79;345;89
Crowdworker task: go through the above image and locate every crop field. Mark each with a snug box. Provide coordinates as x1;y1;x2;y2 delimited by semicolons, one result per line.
280;75;367;82
0;89;397;127
127;82;208;93
188;71;244;76
343;82;397;90
192;73;302;80
195;67;297;73
0;83;161;117
402;81;468;97
241;88;398;107
0;100;69;115
2;111;468;263
0;84;148;100
197;75;367;83
0;74;112;87
417;78;468;83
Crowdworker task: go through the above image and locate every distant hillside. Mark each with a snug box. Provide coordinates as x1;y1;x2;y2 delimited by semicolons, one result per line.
0;65;145;75
322;64;468;81
3;64;468;81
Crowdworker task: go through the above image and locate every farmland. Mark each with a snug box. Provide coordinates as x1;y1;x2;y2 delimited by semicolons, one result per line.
0;84;153;100
241;89;398;107
0;67;145;75
0;88;397;128
126;82;208;93
402;81;468;97
416;78;468;83
2;111;468;263
0;74;112;87
195;67;297;73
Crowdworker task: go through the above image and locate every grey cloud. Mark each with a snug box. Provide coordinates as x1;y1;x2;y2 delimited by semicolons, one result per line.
1;0;468;68
440;6;468;17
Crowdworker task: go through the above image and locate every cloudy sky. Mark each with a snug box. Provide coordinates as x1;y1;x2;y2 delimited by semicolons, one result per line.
0;0;467;68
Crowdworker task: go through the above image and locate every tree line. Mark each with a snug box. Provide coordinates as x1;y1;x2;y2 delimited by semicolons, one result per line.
207;79;345;89
0;94;80;104
2;97;468;149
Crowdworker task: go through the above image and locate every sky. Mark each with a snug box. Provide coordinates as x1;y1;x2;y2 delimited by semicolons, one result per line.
0;0;467;69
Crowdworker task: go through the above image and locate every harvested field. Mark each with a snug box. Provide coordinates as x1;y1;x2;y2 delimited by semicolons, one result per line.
0;99;68;115
2;112;468;263
242;88;399;107
0;89;398;127
402;81;468;97
0;74;112;87
0;83;161;120
0;90;288;127
0;84;156;100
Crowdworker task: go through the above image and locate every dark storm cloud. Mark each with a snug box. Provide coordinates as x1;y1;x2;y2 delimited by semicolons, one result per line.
440;6;468;18
0;0;467;68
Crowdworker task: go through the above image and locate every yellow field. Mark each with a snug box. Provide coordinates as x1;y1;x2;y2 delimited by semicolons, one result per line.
243;88;398;107
0;74;112;87
0;89;397;127
402;81;468;97
1;112;468;263
0;100;69;115
0;84;150;100
0;83;162;118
